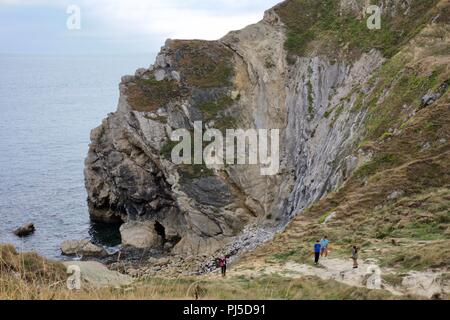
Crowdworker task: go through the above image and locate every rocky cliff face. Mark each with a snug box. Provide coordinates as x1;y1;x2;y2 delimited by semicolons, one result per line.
85;0;448;260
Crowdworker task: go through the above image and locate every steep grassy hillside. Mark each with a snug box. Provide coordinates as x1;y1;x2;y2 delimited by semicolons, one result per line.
275;0;442;60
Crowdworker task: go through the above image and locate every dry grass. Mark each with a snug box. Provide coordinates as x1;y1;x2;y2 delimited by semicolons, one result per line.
244;183;450;270
0;255;397;300
377;241;449;270
0;245;399;300
0;245;67;300
125;76;181;112
169;40;234;89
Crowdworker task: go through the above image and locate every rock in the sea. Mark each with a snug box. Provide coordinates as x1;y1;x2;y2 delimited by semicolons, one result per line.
61;239;107;257
120;221;163;249
14;223;35;237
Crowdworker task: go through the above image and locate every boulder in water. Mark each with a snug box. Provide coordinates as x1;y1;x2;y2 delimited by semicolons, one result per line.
13;223;35;237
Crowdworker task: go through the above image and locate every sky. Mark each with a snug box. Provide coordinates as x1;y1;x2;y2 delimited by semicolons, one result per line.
0;0;282;55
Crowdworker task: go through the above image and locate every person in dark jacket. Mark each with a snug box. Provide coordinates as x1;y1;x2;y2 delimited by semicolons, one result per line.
219;256;227;277
351;246;359;268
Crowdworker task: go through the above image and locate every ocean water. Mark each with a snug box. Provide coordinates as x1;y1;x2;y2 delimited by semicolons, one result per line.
0;54;154;258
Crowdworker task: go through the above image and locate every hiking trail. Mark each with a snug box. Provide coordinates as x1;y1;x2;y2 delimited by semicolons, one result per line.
210;257;448;299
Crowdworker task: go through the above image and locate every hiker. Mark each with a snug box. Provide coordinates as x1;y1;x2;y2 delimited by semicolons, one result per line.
351;246;359;268
219;256;227;277
320;236;329;257
314;240;321;265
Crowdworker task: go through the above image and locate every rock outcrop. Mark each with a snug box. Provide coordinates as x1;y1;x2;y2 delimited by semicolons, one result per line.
63;261;132;288
61;240;108;257
120;221;164;249
85;0;448;260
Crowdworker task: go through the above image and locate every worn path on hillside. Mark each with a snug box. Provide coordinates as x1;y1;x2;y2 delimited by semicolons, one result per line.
213;257;448;299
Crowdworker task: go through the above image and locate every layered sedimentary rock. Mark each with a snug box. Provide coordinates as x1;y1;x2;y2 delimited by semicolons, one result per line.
85;0;447;258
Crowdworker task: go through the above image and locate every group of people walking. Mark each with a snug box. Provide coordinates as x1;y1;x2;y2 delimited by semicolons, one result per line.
314;236;359;268
313;237;329;264
215;237;360;277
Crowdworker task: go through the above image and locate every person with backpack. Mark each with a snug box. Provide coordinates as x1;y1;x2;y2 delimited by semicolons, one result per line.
351;246;359;268
219;256;227;277
314;240;321;265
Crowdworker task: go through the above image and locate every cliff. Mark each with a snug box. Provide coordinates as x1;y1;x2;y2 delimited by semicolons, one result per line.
85;0;449;270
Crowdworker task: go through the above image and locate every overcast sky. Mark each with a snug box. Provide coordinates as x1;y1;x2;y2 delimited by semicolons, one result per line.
0;0;282;54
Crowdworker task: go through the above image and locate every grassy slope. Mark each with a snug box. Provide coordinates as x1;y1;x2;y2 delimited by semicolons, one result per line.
0;245;67;299
274;0;441;60
0;244;398;300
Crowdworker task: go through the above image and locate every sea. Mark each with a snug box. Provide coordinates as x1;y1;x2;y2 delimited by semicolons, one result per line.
0;54;155;258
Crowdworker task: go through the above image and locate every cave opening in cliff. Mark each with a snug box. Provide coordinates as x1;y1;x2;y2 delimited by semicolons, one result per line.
154;221;166;241
89;220;122;247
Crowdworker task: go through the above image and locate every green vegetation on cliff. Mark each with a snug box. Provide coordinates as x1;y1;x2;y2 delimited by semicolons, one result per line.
126;76;181;112
125;40;234;113
198;95;234;121
275;0;441;60
170;40;234;88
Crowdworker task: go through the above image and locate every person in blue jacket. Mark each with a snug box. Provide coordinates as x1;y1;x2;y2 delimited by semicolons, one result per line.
320;236;329;257
314;240;321;265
